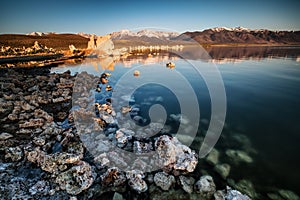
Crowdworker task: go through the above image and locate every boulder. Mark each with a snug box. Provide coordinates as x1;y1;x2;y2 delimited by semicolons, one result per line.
154;172;175;191
56;161;94;195
155;135;198;174
194;175;216;199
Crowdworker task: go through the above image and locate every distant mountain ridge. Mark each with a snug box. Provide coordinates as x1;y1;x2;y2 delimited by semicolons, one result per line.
110;29;179;40
3;27;300;51
176;27;300;45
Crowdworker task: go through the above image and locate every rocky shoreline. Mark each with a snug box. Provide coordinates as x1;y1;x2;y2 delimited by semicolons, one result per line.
0;66;299;200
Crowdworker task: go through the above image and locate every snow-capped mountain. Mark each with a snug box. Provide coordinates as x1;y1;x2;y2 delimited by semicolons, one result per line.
176;27;300;44
26;32;55;36
77;32;96;38
210;26;251;32
110;29;180;40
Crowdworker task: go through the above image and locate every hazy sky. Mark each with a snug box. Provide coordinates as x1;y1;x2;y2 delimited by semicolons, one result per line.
0;0;299;35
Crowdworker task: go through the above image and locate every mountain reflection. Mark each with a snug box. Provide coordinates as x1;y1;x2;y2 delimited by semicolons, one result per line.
118;46;300;64
52;46;300;74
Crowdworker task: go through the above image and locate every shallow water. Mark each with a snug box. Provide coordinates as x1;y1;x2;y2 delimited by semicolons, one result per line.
52;46;300;197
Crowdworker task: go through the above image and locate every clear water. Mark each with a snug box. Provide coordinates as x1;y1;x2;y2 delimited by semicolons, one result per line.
52;47;300;197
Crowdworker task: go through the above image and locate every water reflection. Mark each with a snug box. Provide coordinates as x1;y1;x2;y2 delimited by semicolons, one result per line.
51;46;300;75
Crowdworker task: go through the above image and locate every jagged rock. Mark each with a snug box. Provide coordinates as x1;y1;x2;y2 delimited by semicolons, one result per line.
87;35;96;49
29;180;51;196
178;176;195;193
5;147;23;161
19;118;44;128
115;128;133;148
214;163;231;179
52;96;71;103
133;141;153;154
69;44;78;53
154;172;175;191
226;149;253;164
33;41;43;50
206;148;219;166
100;111;114;124
100;167;126;187
34;109;53;122
56;161;94;195
194;175;216;199
224;186;251;200
96;35;114;55
56;81;74;88
214;186;251;200
155;135;198;174
126;170;148;193
0;132;13;140
33;137;46;146
26;148;82;174
8;113;18;121
20;102;35;111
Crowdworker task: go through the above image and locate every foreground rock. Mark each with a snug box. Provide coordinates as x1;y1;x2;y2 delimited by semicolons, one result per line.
155;135;198;175
214;186;251;200
56;161;94;195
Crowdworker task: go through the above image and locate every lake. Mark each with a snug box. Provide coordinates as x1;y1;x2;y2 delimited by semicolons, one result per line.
52;46;300;198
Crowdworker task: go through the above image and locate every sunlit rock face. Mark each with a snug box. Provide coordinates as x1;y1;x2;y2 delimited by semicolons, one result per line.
87;35;114;56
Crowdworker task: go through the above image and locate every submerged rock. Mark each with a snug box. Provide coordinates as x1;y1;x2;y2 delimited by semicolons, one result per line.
206;148;219;166
194;175;216;199
113;192;125;200
121;106;132;114
56;161;94;195
154;172;175;191
178;175;195;194
214;163;231;179
226;149;253;164
278;189;300;200
232;179;257;199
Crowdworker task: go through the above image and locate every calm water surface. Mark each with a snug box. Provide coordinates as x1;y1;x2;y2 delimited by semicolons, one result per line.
52;47;300;197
